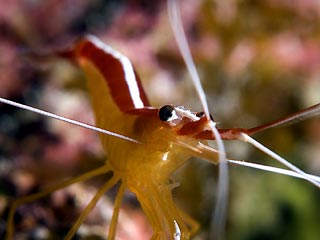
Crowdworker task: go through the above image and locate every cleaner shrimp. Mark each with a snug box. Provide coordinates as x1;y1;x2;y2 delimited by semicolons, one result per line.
1;0;320;239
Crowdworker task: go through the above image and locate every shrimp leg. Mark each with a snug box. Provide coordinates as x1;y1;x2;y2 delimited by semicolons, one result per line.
65;174;120;240
177;208;200;236
134;181;189;240
6;164;112;240
108;181;126;240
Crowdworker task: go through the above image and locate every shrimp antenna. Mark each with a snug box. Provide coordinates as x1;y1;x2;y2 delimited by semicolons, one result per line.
240;133;320;188
167;0;228;239
227;159;320;183
248;103;320;135
167;0;209;118
0;97;140;144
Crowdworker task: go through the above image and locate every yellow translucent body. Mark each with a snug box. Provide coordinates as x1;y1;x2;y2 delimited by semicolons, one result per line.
81;58;219;239
5;57;220;240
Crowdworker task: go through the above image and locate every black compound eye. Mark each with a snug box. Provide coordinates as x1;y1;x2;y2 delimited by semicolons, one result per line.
159;105;175;121
196;111;214;121
196;111;205;117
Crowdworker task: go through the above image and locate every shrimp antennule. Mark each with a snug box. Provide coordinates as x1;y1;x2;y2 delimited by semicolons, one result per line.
168;0;228;239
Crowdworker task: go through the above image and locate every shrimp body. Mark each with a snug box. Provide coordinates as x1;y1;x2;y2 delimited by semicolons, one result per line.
66;35;219;239
6;35;319;240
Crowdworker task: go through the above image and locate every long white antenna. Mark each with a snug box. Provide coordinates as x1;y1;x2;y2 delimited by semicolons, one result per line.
167;1;228;239
0;97;140;144
167;0;209;118
227;159;320;183
240;133;320;188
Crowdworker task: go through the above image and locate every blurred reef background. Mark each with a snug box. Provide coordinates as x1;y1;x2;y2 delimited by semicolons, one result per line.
0;0;320;239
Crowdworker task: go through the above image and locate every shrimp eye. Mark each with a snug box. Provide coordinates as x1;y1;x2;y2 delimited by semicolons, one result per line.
196;111;215;121
196;111;205;117
159;105;175;121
